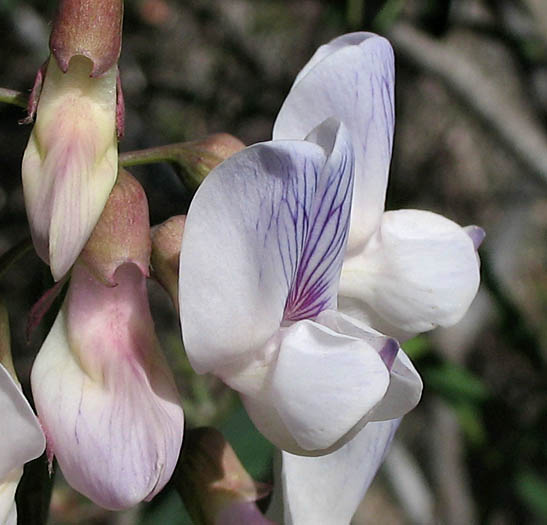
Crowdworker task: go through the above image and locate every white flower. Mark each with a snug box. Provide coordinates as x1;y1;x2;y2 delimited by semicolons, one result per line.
0;364;45;525
180;32;481;525
179;117;421;457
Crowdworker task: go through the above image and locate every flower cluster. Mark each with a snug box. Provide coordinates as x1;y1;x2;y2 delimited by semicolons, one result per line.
2;3;482;524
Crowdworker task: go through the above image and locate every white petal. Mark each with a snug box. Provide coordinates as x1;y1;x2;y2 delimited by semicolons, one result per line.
285;119;354;321
339;209;481;336
0;364;45;480
272;320;389;451
237;319;390;454
316;311;422;421
370;351;422;422
280;419;401;525
180;122;354;374
274;33;395;251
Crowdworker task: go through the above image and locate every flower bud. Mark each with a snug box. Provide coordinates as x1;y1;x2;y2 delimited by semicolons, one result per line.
167;133;245;189
151;215;185;310
22;55;118;281
50;0;123;77
80;170;151;285
174;427;272;525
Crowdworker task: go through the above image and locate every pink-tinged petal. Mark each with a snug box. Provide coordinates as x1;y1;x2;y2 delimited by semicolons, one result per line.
279;419;401;525
31;264;183;510
339;209;481;337
180;120;353;375
0;364;45;481
217;501;277;525
22;56;118;281
232;316;390;455
274;33;395;252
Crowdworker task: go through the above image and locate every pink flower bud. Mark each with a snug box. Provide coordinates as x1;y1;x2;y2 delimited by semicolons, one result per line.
31;262;184;510
22;55;118;281
151;215;186;310
80;170;151;285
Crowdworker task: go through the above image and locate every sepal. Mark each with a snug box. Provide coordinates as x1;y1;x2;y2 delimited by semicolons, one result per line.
50;0;123;77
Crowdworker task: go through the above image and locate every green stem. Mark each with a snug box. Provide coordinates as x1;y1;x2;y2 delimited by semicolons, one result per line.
0;238;33;279
0;87;28;108
119;143;222;191
119;144;178;167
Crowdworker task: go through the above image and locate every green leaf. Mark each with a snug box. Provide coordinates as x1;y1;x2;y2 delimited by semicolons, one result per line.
424;363;489;404
452;402;486;446
516;471;547;519
141;490;192;525
220;402;274;481
402;335;431;360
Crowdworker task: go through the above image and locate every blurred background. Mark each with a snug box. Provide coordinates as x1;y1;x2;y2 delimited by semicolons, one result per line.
1;0;546;523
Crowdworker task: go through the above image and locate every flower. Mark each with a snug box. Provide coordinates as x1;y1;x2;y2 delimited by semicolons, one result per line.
0;304;45;525
273;32;483;342
31;173;184;510
180;32;482;524
179;117;422;456
21;0;123;281
268;32;482;523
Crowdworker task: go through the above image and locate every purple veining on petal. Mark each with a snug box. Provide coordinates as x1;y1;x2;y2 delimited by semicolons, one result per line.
464;225;486;250
251;145;320;292
379;338;399;371
283;123;355;321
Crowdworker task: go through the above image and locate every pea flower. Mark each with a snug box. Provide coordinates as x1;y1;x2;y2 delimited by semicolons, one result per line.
179;117;422;456
180;32;482;524
0;305;45;525
31;172;184;510
273;32;482;342
21;0;123;281
268;32;482;523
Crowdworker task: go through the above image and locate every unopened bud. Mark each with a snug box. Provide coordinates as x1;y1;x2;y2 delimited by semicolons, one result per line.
50;0;123;77
167;133;245;190
22;55;118;281
80;170;151;285
151;215;185;310
174;427;271;525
